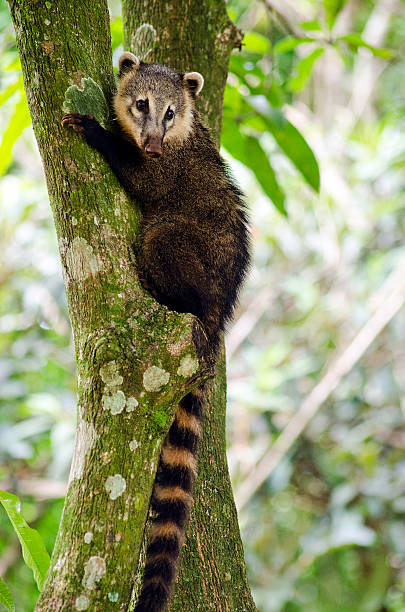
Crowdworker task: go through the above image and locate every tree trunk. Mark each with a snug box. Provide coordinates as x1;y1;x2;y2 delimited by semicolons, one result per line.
123;4;256;610
8;0;256;610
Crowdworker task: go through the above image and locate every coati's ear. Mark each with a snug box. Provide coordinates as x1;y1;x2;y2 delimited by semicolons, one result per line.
183;72;204;96
118;52;141;78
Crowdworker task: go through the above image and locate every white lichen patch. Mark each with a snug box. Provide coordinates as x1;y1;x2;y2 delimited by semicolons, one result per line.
129;439;139;451
105;474;126;500
68;419;97;483
143;366;170;392
177;354;199;377
108;591;119;603
72;216;78;226
126;397;138;412
82;556;106;590
53;552;68;572
102;390;126;415
65;236;102;282
100;361;123;387
133;23;157;60
84;531;93;544
75;595;89;610
59;237;68;255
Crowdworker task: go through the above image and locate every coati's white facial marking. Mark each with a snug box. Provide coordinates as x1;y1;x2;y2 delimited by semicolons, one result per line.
114;53;204;157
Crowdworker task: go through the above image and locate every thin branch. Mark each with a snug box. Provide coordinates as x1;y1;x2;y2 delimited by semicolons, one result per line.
261;0;306;38
0;479;67;500
348;0;398;118
235;255;405;511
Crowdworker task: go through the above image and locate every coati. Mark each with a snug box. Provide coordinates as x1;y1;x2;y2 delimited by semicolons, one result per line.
62;52;250;612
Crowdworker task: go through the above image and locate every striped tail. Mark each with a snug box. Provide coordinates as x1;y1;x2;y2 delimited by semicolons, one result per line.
134;386;205;612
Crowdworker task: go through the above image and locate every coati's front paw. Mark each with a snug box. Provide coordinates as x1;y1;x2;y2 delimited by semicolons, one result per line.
61;113;98;135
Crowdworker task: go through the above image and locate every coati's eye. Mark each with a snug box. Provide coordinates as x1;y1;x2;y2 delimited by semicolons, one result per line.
165;108;174;121
136;99;148;112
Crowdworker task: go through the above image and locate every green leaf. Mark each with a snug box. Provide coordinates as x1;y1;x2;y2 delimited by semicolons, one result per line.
63;77;109;126
221;119;286;215
243;32;271;54
3;56;21;72
288;47;324;92
267;81;283;108
228;56;266;93
245;136;287;215
324;0;346;30
357;552;390;612
0;577;14;612
247;98;320;192
338;34;393;59
301;19;322;32
0;96;31;176
0;77;22;107
273;36;316;54
110;16;123;51
0;490;50;591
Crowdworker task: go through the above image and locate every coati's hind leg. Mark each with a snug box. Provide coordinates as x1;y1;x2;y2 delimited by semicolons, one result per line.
137;267;162;302
139;223;222;354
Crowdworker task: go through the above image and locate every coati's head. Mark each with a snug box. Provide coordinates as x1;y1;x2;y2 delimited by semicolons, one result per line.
114;52;204;158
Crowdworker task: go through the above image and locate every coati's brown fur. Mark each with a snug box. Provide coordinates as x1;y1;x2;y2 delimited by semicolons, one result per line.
62;52;250;612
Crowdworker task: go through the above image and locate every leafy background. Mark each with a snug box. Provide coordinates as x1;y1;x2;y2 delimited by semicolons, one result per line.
1;0;405;610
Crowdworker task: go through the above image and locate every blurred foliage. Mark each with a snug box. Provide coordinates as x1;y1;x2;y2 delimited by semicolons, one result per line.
1;0;405;610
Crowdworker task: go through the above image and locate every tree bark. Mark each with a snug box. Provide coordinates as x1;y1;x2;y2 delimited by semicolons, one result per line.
8;0;256;610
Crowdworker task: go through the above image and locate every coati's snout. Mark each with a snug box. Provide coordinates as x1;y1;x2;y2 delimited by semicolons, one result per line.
114;52;204;156
144;135;163;157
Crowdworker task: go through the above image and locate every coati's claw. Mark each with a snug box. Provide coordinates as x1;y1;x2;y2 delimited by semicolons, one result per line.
61;113;84;133
61;113;96;133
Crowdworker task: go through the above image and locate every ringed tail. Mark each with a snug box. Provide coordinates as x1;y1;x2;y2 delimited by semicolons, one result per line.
134;386;205;612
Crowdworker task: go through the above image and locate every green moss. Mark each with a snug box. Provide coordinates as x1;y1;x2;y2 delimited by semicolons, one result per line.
151;406;169;430
134;494;145;510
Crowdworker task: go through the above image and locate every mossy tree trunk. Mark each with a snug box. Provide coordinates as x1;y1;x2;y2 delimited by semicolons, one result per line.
8;0;257;610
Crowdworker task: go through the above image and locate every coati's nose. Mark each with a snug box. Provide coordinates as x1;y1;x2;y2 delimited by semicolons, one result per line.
144;137;163;157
